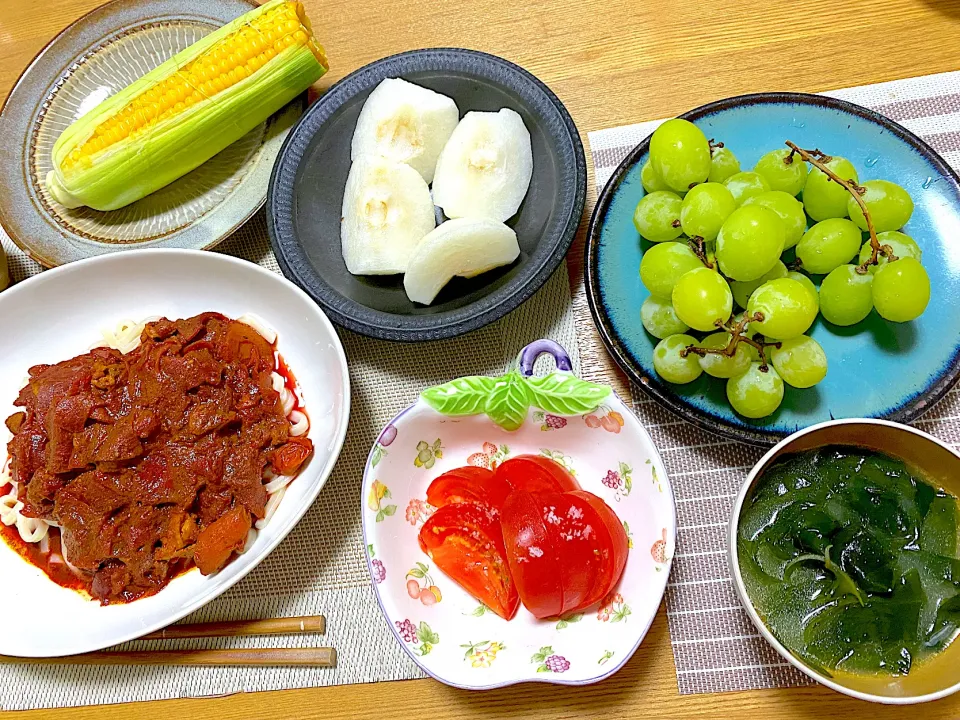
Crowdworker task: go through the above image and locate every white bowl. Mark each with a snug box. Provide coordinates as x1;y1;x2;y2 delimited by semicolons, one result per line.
362;341;676;689
729;418;960;704
0;249;350;656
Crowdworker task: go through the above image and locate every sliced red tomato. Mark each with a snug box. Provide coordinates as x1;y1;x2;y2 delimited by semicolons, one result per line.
418;502;519;620
499;490;563;619
494;455;581;494
569;490;628;608
425;466;512;510
570;490;630;602
534;490;606;614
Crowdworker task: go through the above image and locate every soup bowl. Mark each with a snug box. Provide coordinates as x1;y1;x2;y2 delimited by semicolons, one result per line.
729;418;960;703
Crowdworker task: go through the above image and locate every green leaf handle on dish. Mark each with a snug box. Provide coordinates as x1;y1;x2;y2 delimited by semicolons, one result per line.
525;373;610;415
485;372;531;431
421;376;497;415
420;339;611;432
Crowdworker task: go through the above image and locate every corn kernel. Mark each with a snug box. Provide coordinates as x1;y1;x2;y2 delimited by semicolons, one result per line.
55;0;325;175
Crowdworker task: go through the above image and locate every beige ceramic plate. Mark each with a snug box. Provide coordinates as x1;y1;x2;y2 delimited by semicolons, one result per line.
0;0;305;267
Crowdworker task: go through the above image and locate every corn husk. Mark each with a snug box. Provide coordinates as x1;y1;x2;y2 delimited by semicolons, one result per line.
46;0;327;211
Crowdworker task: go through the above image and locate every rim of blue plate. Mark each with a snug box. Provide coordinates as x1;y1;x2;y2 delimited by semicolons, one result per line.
584;91;960;447
266;47;586;342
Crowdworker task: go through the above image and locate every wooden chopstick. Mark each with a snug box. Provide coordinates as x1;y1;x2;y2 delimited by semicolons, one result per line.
141;615;326;640
0;616;334;667
0;648;336;667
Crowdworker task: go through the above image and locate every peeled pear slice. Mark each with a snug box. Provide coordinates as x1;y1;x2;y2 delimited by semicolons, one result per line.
351;78;459;184
341;155;436;275
403;218;521;305
432;108;533;222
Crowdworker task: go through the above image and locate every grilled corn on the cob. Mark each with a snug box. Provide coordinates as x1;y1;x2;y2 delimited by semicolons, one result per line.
46;0;327;211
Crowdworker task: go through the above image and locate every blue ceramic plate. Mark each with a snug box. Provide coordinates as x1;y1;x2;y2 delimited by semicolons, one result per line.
586;93;960;446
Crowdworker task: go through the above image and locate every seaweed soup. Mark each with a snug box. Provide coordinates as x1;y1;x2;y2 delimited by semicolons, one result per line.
738;445;960;678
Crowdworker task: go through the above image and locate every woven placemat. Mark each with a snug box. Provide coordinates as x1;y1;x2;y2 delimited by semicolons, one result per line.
587;69;960;695
0;212;581;710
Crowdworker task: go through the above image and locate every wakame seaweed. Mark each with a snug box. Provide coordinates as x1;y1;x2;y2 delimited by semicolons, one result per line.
738;446;960;676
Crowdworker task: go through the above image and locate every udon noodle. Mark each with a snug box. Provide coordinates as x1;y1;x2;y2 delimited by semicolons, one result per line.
0;456;49;543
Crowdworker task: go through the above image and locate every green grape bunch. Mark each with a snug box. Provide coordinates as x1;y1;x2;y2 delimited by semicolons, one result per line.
635;120;931;420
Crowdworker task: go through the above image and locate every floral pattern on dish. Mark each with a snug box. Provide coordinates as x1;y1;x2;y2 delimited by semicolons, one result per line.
371;424;397;468
462;640;505;667
405;498;433;526
414;439;444;469
539;448;576;475
368;480;397;523
597;593;631;623
396;619;440;657
533;411;568;431
467;442;510;469
531;646;570;673
651;528;672;570
368;544;386;584
583;406;624;434
647;458;663;493
406;562;442;607
555;613;583;630
601;461;633;501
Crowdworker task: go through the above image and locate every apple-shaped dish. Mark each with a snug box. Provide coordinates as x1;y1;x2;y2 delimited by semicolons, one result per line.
361;339;676;689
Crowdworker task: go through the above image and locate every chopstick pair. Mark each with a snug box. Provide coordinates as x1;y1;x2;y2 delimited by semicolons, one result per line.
0;615;336;667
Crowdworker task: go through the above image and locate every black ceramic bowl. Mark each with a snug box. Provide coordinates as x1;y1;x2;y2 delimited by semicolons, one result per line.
267;48;586;341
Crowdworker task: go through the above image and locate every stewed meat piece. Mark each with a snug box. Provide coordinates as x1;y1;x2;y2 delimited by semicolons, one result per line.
3;313;313;604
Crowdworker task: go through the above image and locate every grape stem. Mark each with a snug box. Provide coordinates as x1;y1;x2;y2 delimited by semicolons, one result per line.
687;235;714;269
784;141;897;274
680;312;782;370
709;138;725;152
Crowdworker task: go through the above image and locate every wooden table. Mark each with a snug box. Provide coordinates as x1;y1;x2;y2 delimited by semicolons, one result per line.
2;0;960;716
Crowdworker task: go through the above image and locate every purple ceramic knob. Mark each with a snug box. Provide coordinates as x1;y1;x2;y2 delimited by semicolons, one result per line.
518;339;573;377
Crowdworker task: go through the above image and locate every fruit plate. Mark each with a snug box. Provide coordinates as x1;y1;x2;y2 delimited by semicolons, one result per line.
585;92;960;447
0;0;305;268
268;48;586;342
361;340;675;689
